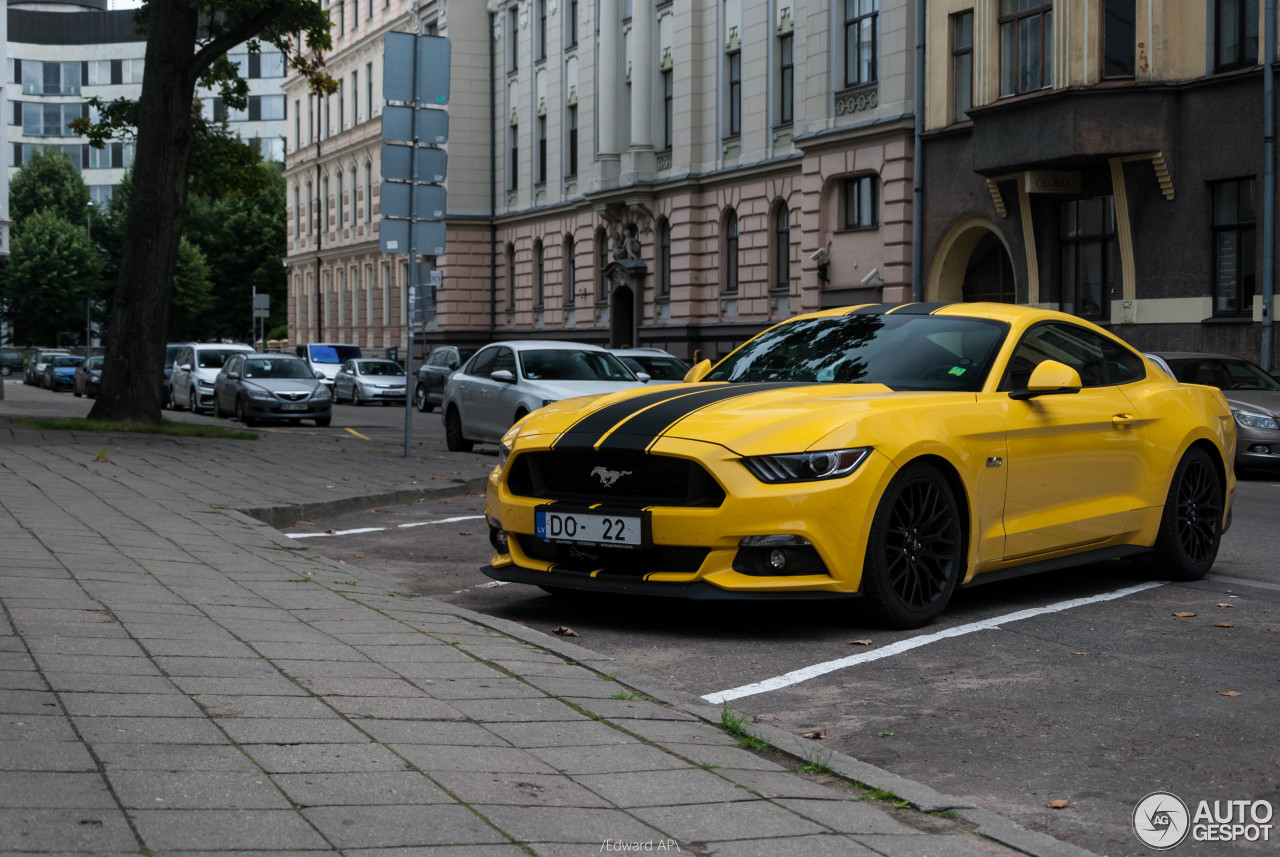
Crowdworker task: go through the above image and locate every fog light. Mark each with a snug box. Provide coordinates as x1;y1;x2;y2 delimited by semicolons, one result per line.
488;525;509;553
768;548;787;571
1249;444;1271;455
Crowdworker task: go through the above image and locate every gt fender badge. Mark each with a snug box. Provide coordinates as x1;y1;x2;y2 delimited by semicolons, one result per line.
986;457;1003;468
591;466;632;487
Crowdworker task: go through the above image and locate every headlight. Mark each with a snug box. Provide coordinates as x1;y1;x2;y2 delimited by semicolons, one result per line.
1233;408;1280;430
541;399;556;408
499;423;523;468
247;390;274;400
741;448;870;483
313;386;332;399
197;379;215;388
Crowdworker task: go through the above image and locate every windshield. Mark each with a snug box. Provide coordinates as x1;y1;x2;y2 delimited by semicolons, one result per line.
519;349;637;382
197;349;247;369
52;356;84;367
309;345;361;364
704;314;1009;392
165;345;181;368
620;355;688;380
357;360;405;377
1166;357;1280;392
243;358;313;380
87;357;104;370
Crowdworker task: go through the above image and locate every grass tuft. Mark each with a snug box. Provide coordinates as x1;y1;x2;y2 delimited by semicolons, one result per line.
720;702;768;750
16;417;257;439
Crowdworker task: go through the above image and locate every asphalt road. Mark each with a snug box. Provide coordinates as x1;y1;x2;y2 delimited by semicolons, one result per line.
16;385;1279;856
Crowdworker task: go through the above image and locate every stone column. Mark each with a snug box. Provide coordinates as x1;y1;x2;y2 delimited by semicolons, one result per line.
595;0;621;188
623;0;656;183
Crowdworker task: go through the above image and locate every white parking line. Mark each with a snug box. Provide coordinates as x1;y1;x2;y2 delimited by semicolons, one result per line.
701;581;1165;704
287;515;485;539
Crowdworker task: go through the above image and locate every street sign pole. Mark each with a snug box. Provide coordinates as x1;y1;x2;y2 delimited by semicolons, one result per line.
403;38;419;461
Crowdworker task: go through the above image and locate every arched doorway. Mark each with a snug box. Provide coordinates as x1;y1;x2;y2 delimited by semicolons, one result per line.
928;216;1016;304
610;284;635;348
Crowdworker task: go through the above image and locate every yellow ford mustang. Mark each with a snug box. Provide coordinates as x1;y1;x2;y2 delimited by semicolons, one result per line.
482;303;1236;628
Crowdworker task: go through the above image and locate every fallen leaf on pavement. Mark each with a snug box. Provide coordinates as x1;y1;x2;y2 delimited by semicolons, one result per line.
1214;623;1234;628
342;477;350;481
340;447;348;453
325;529;336;534
1217;603;1234;608
849;639;873;646
803;731;827;740
1173;611;1197;617
458;531;471;536
1072;652;1092;656
552;626;580;637
325;485;335;489
1220;691;1241;697
354;554;365;559
1046;799;1070;809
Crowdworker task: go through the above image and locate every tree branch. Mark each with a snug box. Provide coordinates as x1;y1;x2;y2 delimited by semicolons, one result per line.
190;1;288;78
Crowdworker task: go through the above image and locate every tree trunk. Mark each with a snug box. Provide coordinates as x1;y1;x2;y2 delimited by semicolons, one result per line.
88;2;199;425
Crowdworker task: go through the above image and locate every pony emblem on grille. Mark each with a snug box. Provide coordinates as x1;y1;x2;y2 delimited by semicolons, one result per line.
591;466;632;488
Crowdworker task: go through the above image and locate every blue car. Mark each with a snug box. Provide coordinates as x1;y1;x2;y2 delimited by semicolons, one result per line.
42;355;85;391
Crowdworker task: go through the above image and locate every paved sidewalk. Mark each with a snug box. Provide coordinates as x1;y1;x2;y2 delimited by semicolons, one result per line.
0;382;1094;857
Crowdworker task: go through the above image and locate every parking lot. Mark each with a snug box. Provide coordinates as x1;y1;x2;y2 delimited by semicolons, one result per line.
10;381;1278;856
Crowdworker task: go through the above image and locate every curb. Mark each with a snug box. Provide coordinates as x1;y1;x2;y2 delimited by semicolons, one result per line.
237;475;490;528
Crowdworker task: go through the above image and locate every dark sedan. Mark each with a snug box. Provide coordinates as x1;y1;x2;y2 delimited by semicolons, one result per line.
73;356;104;398
212;353;332;427
414;346;476;412
42;355;85;391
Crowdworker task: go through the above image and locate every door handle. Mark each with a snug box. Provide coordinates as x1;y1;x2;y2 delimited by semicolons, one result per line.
1112;413;1135;429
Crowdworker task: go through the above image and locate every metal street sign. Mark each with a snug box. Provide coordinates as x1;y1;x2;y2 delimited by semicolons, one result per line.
382;105;449;144
383;32;451;105
381;183;447;221
253;294;270;309
252;308;269;319
380;219;447;256
380;144;448;184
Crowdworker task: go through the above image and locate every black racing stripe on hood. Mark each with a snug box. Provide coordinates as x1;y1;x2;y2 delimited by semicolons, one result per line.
846;304;891;315
598;383;802;451
552;386;710;450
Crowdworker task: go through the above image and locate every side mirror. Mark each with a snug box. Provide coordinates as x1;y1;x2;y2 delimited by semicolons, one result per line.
315;370;326;380
1010;360;1083;400
226;371;240;380
683;359;713;384
635;372;651;383
491;369;516;383
179;363;192;372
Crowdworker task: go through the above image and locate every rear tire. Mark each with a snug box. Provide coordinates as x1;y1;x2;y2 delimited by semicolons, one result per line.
445;407;473;452
188;389;201;415
860;462;965;629
1143;447;1223;581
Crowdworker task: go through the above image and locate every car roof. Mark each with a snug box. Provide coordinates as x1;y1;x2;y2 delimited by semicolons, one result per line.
485;340;608;352
610;348;680;357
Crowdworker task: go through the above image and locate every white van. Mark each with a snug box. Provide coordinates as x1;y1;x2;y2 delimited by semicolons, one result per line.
296;343;363;389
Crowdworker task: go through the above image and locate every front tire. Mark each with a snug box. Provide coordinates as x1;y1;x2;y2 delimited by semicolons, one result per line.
314;415;332;428
234;397;258;427
1144;447;1223;581
415;384;434;413
445;407;473;452
188;389;201;415
861;462;965;629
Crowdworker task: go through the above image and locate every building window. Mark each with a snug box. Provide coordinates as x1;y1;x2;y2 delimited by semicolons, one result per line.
364;162;373;222
22;60;79;95
305;180;313;235
507;5;519;72
1000;0;1053;96
337;81;344;129
336;171;345;228
566;0;579;48
293;99;301;148
952;11;973;121
507;243;517;308
294;186;301;237
723;210;739;294
1059;196;1118;321
565;235;577;302
662;69;674;149
509;122;519;190
337;1;345;36
537;115;547;184
322;175;330;231
536;0;547;62
726;50;741;138
597;227;609;301
534;241;545;306
1216;0;1260;72
774;205;791;290
352;70;360;122
566;105;578;176
366;63;374;118
1211;178;1257;316
843;175;879;229
777;34;794;126
844;0;878;88
658;218;671;296
1103;0;1135;78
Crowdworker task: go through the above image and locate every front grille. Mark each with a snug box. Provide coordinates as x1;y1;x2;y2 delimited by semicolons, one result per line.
516;535;709;576
277;391;308;401
507;450;725;507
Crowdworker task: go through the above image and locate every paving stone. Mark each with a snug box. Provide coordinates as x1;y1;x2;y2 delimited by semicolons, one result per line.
195;694;336;718
58;692;204;719
326;696;466;721
94;743;259;773
168;675;308;697
486;720;636;749
216;717;369;745
470;805;664;844
414;677;546;701
1;714;78;741
774;798;925;836
253;642;370;661
129;809;329;851
344;846;528;857
429;771;613;808
618;719;739;746
106;771;291;809
389;661;511;681
150;656;282;678
718;768;862;801
393;745;558;775
0;807;137;851
0;671;47;691
701;834;881;856
139;639;261;659
529;744;692;776
559;697;693;721
39;673;177;695
578;768;757;808
297;677;428;697
24;638;146;657
633;799;828;842
0;772;117;808
303;804;509;849
357;719;504;746
74;716;228;745
273;659;399;679
0;741;96;772
852;834;1017;856
0;689;62;715
448;698;588;723
243;742;408;774
273;771;451;807
661;744;789;772
353;644;477;664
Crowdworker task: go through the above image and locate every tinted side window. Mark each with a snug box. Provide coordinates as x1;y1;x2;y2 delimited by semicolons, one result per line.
1001;323;1143;390
468;348;499;377
492;348;517;375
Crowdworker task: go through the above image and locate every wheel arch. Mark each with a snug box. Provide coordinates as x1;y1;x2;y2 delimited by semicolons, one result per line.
899;453;973;559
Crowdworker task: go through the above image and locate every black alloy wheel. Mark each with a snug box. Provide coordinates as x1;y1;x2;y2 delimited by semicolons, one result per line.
1144;447;1222;580
445;407;473;452
861;462;964;629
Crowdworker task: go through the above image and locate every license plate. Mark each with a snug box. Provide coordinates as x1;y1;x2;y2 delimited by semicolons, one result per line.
281;403;307;411
535;508;644;547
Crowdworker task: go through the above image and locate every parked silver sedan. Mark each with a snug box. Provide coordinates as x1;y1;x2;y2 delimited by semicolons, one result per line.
334;358;408;406
212;353;332;428
442;341;649;452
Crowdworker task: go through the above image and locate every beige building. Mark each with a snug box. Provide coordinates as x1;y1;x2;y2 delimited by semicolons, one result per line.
286;0;918;362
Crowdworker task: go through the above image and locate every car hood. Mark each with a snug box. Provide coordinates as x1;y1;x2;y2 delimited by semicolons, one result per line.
1224;390;1280;416
521;382;962;455
243;379;325;396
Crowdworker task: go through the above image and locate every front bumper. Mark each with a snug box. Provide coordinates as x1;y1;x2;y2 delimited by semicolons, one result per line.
1235;424;1280;470
242;398;332;421
486;436;895;597
356;386;407;404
